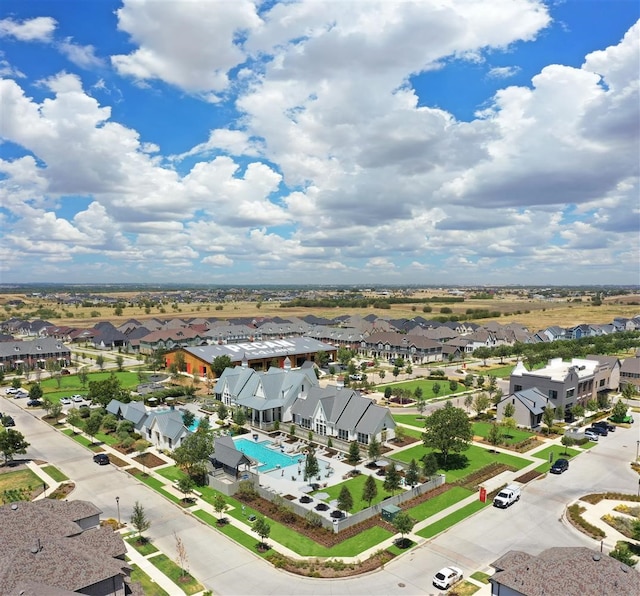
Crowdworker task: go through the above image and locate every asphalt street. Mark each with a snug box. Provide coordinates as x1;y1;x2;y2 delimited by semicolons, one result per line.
3;394;639;595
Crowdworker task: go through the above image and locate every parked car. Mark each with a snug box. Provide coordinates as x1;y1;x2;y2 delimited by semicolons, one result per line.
493;484;521;508
550;458;569;474
349;374;362;381
2;416;15;427
60;369;71;375
433;567;463;590
93;453;110;465
592;420;615;432
27;399;43;407
5;388;18;395
72;395;84;402
60;397;72;405
584;429;599;442
14;390;28;398
589;425;608;437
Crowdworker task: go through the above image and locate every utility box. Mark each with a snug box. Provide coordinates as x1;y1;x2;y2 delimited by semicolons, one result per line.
382;504;401;522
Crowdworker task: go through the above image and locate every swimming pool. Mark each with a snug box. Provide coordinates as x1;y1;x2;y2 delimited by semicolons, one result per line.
234;438;305;472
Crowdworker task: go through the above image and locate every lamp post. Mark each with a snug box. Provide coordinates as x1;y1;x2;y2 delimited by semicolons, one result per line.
636;440;639;462
115;496;121;530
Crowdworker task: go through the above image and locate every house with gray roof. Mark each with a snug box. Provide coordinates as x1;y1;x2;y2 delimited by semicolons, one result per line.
496;388;549;429
359;331;443;364
209;435;252;478
489;546;640;596
291;384;396;446
620;355;640;391
106;399;191;450
214;362;318;429
0;337;71;371
0;499;135;596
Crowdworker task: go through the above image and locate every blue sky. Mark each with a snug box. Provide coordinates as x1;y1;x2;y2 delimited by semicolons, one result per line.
0;0;638;285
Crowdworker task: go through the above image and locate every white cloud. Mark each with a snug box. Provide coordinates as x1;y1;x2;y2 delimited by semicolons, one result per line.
57;38;105;69
487;65;520;78
0;16;57;42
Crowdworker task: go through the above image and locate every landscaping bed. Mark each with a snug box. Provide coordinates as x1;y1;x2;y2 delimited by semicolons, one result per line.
132;452;167;468
265;549;395;577
47;482;75;499
514;469;543;484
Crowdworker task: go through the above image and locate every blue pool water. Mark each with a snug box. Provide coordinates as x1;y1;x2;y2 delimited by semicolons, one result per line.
234;438;304;472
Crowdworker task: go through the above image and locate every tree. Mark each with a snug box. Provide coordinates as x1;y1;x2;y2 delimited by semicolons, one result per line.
314;350;329;368
487;375;497;399
586;399;598;414
383;464;402;495
392;366;400;380
492;388;504;407
405;458;419;487
406;363;413;377
367;436;381;463
432;381;441;398
212;355;232;377
449;379;458;392
379;370;386;381
543;404;555;434
29;383;43;401
623;383;638;402
503;402;515;419
131;501;151;540
463;374;474;388
473;393;490;417
384;386;392;400
182;410;196;429
473;347;491;366
362;474;378;507
416;395;427;417
561;434;575;455
476;374;485;389
422;452;439;478
555;405;564;421
173;422;214;481
304;447;320;481
487;423;502;447
212;493;227;521
464;394;473;412
84;414;102;443
253;517;271;547
571;403;585;421
0;428;30;464
177;476;195;502
216;401;229;422
346;441;361;469
174;531;189;579
394;425;406;443
174;351;186;372
337;347;354;367
611;399;628;422
337;485;354;514
393;511;415;547
87;374;130;407
422;402;473;469
95;354;105;371
502;417;517;437
78;367;89;387
232;407;246;426
66;407;83;433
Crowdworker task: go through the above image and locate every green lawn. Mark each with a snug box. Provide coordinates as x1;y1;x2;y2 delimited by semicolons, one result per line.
148;554;203;595
311;474;388;512
393;444;530;482
472;422;534;445
41;465;68;482
406;486;472;520
532;446;580;462
39;371;144;402
0;468;43;495
393;414;427;428
125;535;159;556
62;428;101;449
417;499;489;539
130;564;170;596
378;379;463;399
94;431;118;446
467;364;515;378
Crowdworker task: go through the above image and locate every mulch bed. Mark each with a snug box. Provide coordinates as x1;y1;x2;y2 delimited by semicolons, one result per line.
132;453;168;468
266;549;395;577
109;454;132;468
48;482;75;499
514;469;543;484
391;436;419;448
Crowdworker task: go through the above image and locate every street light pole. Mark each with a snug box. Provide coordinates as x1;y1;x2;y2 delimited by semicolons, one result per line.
116;496;121;530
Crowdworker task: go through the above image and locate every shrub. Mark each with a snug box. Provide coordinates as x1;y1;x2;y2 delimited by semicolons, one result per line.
567;504;605;538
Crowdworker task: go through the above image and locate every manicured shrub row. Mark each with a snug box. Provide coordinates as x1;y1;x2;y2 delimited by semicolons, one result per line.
581;492;640;505
567;504;605;539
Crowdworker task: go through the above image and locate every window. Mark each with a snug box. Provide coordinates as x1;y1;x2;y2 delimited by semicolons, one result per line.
514;384;522;392
566;388;575;399
338;429;348;441
548;390;558;400
357;432;369;445
315;422;326;436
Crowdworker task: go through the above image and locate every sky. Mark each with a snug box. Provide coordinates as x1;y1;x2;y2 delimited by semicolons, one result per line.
0;0;638;287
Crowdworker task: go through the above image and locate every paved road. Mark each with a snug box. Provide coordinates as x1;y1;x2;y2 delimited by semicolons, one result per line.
3;395;638;595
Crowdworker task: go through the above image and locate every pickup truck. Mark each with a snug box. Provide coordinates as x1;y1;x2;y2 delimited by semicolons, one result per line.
493;484;521;508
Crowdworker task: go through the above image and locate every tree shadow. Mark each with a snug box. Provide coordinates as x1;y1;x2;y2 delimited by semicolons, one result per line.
436;453;469;471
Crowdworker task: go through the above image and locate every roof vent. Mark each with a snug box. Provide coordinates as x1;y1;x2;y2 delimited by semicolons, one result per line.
592;553;601;561
11;503;18;510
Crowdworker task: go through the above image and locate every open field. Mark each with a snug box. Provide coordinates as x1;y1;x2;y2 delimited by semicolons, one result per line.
1;292;639;331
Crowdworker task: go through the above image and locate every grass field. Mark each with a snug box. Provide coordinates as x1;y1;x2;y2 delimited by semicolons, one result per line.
39;371;143;402
41;465;68;482
472;422;534;445
0;468;42;494
378;378;463;399
417;499;489;539
3;291;638;331
393;443;530;482
130;564;170;596
406;486;472;520
148;554;203;595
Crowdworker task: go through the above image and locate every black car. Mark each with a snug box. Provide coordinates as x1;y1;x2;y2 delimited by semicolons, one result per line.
550;458;569;474
93;453;110;465
589;425;608;437
592;420;615;432
27;399;43;407
1;415;15;427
